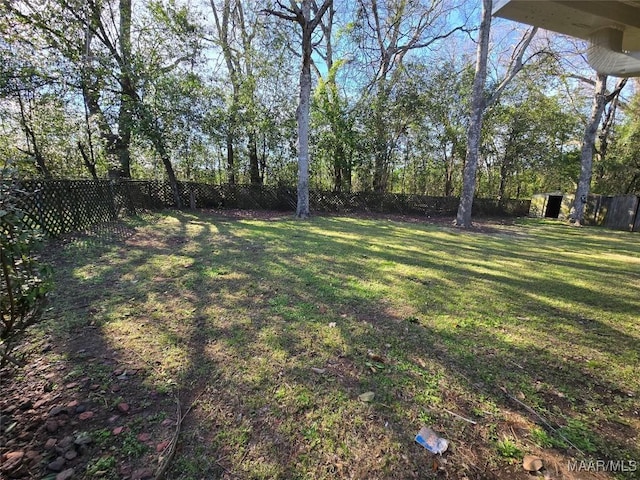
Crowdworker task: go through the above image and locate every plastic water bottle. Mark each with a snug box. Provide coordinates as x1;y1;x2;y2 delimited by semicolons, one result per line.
415;426;449;454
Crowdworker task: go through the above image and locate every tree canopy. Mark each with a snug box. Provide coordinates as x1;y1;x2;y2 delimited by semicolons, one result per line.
1;0;637;210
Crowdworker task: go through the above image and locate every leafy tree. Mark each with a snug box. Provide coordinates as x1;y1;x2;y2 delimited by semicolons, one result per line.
593;81;640;194
264;0;333;218
569;74;627;224
0;163;50;367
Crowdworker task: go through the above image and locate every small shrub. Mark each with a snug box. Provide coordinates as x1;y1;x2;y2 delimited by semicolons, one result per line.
0;164;50;367
496;437;522;459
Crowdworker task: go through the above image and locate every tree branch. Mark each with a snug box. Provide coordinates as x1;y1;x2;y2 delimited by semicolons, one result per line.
487;27;538;107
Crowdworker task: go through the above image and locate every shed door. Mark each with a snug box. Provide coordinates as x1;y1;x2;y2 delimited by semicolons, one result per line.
545;195;563;218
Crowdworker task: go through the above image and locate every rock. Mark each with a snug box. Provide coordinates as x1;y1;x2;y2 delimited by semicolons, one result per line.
117;403;130;413
75;404;87;414
64;449;77;461
74;432;92;446
161;418;175;427
45;438;58;450
47;456;66;472
58;436;74;451
0;451;24;472
56;468;74;480
49;406;66;417
112;426;125;435
137;433;151;442
156;440;170;452
523;455;543;472
131;467;154;479
358;391;375;402
119;464;132;476
25;450;42;469
78;411;94;421
66;400;79;409
45;419;59;433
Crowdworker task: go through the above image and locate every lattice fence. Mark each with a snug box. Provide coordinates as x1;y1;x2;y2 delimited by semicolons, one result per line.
12;180;120;237
5;179;531;237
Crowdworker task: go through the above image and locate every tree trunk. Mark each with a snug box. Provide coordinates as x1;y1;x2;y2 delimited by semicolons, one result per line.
78;142;99;180
570;74;608;225
248;132;261;184
455;0;491;227
296;17;313;218
117;0;133;178
226;134;235;184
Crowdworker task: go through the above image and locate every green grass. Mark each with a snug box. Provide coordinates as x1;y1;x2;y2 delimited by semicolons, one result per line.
43;212;640;479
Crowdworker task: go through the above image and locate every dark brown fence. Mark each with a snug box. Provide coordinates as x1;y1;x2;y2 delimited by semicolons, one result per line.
8;180;531;237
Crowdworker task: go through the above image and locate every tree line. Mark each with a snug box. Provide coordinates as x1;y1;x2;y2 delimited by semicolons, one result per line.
1;0;638;223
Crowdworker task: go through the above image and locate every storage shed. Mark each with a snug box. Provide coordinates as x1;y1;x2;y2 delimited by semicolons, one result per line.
530;193;640;232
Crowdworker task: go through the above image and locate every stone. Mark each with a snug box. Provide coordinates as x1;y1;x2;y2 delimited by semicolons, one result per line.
56;468;75;480
137;433;151;442
49;406;66;417
131;467;154;479
523;455;543;472
78;411;94;421
64;450;77;461
45;419;59;433
0;451;24;472
25;450;42;469
112;426;125;435
75;404;87;414
117;403;129;413
74;432;92;445
45;438;58;450
156;440;170;452
47;456;66;472
58;436;74;451
66;400;79;409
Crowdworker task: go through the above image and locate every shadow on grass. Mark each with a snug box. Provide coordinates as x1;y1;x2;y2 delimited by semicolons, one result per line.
39;210;640;480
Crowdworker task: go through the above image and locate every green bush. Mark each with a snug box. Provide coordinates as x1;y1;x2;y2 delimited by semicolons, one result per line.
0;164;50;367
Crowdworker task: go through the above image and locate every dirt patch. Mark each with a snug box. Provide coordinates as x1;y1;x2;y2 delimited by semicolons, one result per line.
0;330;177;480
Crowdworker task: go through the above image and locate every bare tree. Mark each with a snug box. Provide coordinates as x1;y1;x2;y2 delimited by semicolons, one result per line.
455;0;538;227
264;0;333;218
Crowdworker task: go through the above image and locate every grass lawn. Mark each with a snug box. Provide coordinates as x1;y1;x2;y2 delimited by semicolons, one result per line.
34;211;640;479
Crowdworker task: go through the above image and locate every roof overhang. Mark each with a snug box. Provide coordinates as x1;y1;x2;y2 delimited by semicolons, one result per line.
493;0;640;76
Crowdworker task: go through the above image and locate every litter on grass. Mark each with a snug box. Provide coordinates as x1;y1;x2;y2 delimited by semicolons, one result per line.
415;426;449;454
